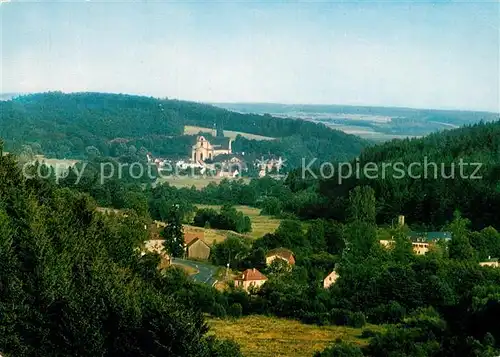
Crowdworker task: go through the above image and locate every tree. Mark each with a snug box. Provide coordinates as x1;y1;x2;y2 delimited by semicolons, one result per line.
0;151;237;357
211;235;251;268
314;342;364;357
447;210;476;261
228;303;243;318
260;196;283;216
470;226;500;260
161;204;185;257
347;186;376;224
266;258;291;276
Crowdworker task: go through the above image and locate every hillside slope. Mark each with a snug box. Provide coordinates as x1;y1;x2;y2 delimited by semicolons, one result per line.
0;92;369;165
315;120;500;229
0;92;184;158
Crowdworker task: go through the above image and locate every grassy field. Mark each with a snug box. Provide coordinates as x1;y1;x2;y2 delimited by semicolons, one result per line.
183;224;231;245
171;262;198;275
207;315;378;357
156;176;250;189
184;125;276;141
194;204;282;239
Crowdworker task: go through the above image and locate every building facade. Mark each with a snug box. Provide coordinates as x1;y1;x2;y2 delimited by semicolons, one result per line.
186;238;211;260
323;270;339;289
191;136;232;162
234;268;268;292
479;258;499;268
265;248;296;266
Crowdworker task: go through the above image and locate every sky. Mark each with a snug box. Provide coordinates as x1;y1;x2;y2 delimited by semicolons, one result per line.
1;1;499;112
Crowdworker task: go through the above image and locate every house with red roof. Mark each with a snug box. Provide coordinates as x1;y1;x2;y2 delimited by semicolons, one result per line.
234;268;268;292
265;248;296;266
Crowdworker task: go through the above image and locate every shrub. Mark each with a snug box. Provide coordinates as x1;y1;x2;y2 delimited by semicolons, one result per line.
212;303;227;318
329;309;350;326
228;303;243;318
314;342;364;357
361;329;377;339
348;312;366;328
260;197;283;216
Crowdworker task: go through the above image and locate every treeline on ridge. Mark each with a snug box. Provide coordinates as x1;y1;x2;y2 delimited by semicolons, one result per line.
0;92;368;166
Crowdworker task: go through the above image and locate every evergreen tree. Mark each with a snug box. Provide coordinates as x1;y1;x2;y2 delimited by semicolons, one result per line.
447;210;476;261
161;204;185;257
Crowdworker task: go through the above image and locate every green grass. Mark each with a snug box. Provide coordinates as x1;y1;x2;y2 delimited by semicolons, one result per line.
194;204;282;239
171;262;198;275
183;224;232;245
184;125;276;141
207;315;382;357
156;176;250;189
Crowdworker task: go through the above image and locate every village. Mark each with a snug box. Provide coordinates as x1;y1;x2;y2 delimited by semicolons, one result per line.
119;211;498;294
147;126;286;180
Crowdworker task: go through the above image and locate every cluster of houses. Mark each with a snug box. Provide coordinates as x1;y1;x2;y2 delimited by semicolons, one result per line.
234;248;296;292
255;156;285;178
379;216;499;268
234;247;339;292
147;221;211;262
379;231;453;255
146;128;287;179
97;209;498;294
147;135;246;178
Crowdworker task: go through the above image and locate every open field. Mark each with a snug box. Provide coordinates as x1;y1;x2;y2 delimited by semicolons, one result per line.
156;176;250;189
207;315;379;357
194;204;282;239
183;224;232;245
184;125;276;141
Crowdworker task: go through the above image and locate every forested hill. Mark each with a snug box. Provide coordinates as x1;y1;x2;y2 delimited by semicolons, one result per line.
0;142;243;357
0;92;368;163
313;120;500;230
0;92;184;158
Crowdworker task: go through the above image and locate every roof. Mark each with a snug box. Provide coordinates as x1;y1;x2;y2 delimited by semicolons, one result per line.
237;268;267;282
211;153;245;163
186;237;210;249
211;137;231;150
266;247;295;264
184;231;205;246
481;257;499;262
325;270;338;278
408;231;452;242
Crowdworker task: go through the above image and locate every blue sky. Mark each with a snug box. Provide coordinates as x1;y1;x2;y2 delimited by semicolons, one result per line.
1;1;499;112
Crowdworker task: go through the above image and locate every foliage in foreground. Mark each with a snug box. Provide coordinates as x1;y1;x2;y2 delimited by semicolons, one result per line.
0;144;242;357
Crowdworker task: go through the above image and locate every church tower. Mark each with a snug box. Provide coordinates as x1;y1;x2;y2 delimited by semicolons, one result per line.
216;120;225;137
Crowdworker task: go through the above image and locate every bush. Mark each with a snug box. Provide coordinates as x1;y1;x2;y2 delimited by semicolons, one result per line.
368;301;406;324
204;336;243;357
228;303;243;318
260;197;283;216
193;206;252;233
329;309;351;326
313;341;364;357
361;329;377;339
212;303;227;318
348;312;366;328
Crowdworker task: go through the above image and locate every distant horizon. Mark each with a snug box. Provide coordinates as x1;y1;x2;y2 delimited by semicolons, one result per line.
2;90;499;115
2;2;498;113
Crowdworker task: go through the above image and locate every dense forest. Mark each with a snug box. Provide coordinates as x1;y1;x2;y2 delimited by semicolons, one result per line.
0;141;243;357
282;120;500;230
0;92;184;158
0;92;368;166
55;121;500;232
2;141;500;356
2;97;500;357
